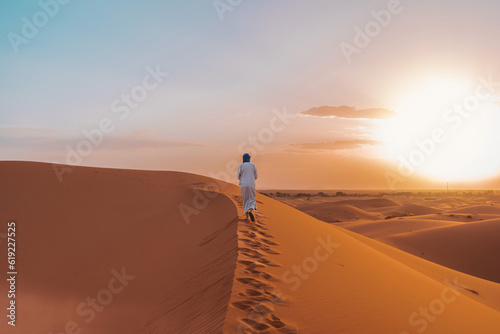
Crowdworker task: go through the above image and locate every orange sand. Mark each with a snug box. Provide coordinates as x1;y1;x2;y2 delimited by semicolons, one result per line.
1;162;500;333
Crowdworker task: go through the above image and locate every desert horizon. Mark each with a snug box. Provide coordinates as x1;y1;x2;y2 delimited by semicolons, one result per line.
260;189;500;194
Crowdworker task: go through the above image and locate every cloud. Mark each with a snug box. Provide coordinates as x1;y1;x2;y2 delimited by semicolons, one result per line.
100;135;204;151
0;127;204;151
291;140;384;151
0;126;69;137
301;105;396;119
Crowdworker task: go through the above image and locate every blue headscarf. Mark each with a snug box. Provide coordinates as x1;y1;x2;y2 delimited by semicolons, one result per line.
243;153;251;163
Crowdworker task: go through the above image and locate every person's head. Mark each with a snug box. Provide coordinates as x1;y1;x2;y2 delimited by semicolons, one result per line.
243;153;251;163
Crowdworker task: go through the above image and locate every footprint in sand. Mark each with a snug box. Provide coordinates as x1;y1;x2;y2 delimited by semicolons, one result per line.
261;247;281;255
233;214;298;333
245;225;275;239
267;315;298;333
236;277;274;290
243;268;278;282
248;257;281;268
240;289;264;297
258;231;274;238
231;300;261;312
242;231;258;238
238;247;264;258
238;260;266;269
240;238;281;253
261;238;279;246
238;289;283;305
241;318;271;331
237;315;298;334
240;238;263;248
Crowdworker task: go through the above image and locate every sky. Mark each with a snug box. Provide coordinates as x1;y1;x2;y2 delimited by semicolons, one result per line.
2;0;500;189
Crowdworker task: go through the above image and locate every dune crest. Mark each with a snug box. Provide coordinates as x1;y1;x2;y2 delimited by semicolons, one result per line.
0;162;239;334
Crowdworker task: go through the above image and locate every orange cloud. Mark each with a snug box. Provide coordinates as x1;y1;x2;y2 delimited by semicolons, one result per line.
0;127;204;151
291;140;383;151
301;106;396;119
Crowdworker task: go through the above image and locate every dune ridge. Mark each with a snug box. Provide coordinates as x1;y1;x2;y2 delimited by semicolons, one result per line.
380;218;500;284
0;161;239;334
294;202;382;222
384;203;441;217
337;218;464;239
326;197;401;209
446;205;500;215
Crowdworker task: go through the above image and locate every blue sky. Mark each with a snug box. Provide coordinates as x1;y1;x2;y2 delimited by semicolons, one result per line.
2;0;500;189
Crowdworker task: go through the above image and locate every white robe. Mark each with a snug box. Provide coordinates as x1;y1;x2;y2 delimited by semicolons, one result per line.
237;162;258;213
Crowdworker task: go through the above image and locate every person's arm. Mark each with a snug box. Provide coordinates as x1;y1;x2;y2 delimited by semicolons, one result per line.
237;165;242;181
254;165;258;180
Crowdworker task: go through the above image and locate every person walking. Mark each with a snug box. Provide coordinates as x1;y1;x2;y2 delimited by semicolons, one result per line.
237;153;258;222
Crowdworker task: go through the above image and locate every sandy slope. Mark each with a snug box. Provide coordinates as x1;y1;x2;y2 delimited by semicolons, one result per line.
404;212;500;222
384;204;441;217
294;203;382;222
0;162;238;334
446;205;500;214
279;198;397;223
341;227;500;314
329;198;401;209
2;162;500;334
337;218;464;239
380;218;500;284
222;193;500;334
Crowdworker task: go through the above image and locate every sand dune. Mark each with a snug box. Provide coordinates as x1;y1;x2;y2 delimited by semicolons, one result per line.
2;161;500;333
0;162;238;334
223;193;500;333
338;218;464;239
380;218;500;284
279;197;398;222
446;205;500;215
293;202;382;222
329;197;401;209
406;212;499;222
341;227;500;314
420;197;468;209
383;203;441;217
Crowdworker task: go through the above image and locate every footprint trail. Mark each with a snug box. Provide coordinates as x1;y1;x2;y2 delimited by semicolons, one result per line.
230;211;298;333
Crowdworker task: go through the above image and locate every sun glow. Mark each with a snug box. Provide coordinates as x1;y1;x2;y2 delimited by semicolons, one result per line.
378;74;500;182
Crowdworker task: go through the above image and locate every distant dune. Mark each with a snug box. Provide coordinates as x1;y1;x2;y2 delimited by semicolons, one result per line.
381;218;500;284
328;197;401;209
337;218;464;239
2;162;500;333
384;203;441;217
293;202;382;222
446;205;500;215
